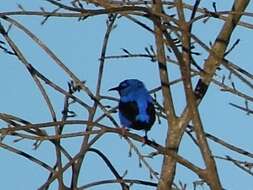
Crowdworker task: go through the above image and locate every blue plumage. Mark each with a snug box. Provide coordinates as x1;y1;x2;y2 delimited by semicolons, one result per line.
109;79;156;138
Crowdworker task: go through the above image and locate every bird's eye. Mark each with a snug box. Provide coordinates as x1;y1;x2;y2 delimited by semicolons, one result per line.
120;82;128;89
137;82;143;87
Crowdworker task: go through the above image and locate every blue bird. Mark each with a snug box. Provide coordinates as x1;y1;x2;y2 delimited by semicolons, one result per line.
109;79;156;140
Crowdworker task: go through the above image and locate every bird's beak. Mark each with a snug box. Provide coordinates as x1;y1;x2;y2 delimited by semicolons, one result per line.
108;86;120;91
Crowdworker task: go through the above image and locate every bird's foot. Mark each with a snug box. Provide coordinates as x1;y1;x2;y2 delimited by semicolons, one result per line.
141;135;149;146
119;127;129;138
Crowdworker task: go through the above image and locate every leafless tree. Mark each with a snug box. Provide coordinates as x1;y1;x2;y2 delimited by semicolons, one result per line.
0;0;252;189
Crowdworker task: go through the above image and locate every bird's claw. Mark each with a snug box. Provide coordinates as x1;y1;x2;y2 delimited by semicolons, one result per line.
141;135;149;146
120;127;129;138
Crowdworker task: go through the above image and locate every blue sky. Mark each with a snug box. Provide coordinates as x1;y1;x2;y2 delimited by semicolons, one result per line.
1;1;253;190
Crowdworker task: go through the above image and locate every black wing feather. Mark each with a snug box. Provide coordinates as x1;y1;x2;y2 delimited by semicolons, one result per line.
119;100;156;131
119;101;139;122
147;102;156;127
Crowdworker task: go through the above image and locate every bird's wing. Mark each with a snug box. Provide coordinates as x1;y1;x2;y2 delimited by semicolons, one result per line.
119;101;139;122
147;102;156;125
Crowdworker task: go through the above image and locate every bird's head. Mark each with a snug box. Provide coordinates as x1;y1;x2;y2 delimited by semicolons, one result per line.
109;79;145;96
